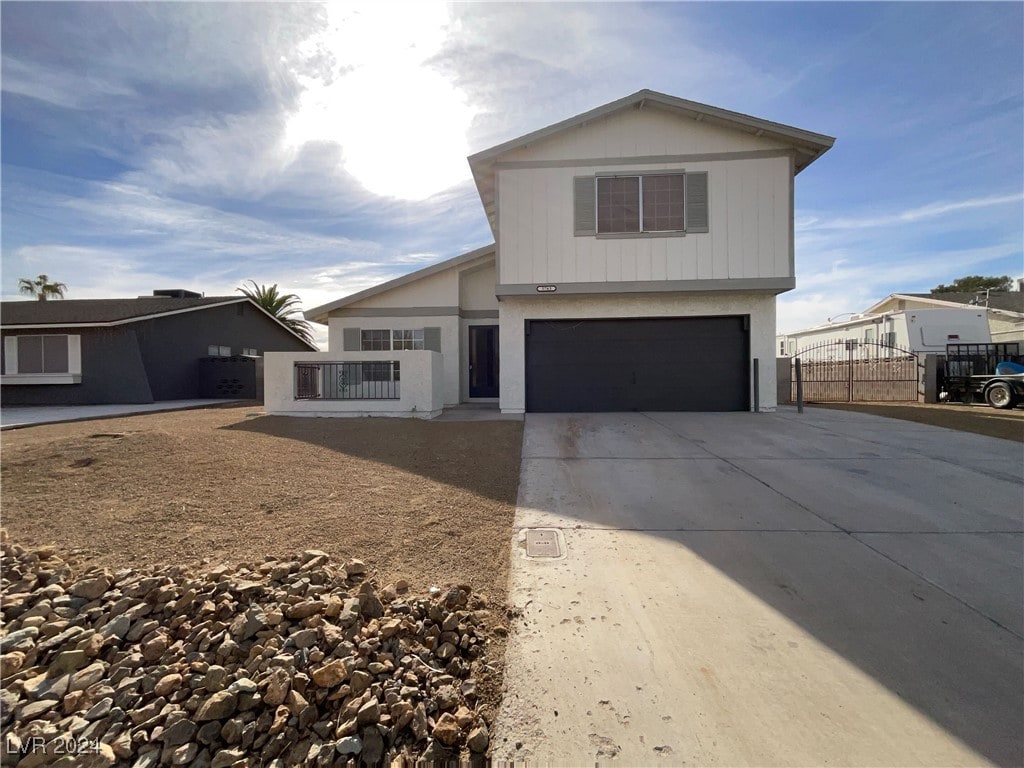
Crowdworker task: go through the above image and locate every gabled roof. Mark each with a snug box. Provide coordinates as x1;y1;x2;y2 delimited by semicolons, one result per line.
1;296;319;350
468;89;836;230
864;292;1024;316
305;244;496;324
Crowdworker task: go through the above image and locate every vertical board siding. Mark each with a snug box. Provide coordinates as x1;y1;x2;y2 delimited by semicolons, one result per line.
774;171;790;277
757;164;775;279
498;155;791;287
499;107;792;163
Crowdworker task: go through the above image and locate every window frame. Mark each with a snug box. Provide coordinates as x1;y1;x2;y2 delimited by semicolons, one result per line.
360;329;391;351
595;171;687;236
2;334;82;385
391;329;424;351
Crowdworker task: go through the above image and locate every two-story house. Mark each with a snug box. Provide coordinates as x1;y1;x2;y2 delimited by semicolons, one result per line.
265;90;834;417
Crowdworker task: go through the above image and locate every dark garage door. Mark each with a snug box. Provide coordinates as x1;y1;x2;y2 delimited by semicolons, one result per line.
525;316;749;412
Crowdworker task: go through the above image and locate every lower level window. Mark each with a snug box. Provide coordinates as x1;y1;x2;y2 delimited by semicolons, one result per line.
208;345;231;356
17;335;70;373
392;330;424;350
3;334;81;383
362;361;399;382
361;330;390;350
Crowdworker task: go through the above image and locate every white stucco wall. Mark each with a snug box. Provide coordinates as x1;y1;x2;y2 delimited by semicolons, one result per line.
498;292;777;414
264;350;443;418
327;315;461;405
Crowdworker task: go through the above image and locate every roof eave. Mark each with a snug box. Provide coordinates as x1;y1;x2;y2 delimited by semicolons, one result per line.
864;293;1024;317
1;297;320;351
305;244;497;324
467;89;834;224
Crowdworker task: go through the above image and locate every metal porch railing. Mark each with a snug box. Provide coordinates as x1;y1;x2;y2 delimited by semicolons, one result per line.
294;361;400;400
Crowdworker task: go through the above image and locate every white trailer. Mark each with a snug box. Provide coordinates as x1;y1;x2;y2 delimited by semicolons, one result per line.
778;308;991;357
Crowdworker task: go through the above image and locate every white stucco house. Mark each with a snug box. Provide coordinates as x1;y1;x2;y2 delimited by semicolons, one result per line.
265;89;835;417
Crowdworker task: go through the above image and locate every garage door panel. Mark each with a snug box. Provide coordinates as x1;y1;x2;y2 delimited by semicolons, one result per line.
526;317;748;412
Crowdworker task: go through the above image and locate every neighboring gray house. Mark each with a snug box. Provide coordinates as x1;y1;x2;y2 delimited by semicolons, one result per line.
266;89;834;417
1;291;317;405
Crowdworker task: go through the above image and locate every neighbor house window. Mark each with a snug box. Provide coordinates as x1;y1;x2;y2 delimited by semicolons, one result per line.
3;334;82;384
17;335;70;373
360;330;391;351
597;174;685;234
392;330;424;350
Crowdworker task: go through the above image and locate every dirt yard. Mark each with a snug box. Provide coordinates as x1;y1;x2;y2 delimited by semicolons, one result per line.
810;401;1024;442
0;406;524;597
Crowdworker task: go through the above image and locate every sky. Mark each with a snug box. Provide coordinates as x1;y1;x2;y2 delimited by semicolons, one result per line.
2;1;1022;348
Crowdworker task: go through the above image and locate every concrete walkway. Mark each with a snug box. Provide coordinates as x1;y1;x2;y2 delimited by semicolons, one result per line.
493;408;1023;766
0;400;245;430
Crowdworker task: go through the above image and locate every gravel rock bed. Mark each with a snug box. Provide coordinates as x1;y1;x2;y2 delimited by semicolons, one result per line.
0;532;509;767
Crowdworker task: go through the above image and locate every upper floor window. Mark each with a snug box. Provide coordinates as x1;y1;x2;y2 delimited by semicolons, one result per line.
576;171;708;237
597;174;685;234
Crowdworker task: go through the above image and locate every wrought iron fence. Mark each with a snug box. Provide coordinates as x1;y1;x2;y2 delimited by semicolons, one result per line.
792;340;921;403
943;343;1021;378
294;361;400;400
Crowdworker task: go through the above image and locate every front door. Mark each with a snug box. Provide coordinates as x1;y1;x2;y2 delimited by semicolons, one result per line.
469;325;499;398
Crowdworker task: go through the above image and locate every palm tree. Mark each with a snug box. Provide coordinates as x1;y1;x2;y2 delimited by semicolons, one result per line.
18;274;68;301
236;280;315;346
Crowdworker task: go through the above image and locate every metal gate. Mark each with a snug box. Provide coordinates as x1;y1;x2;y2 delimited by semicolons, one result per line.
792;340;922;403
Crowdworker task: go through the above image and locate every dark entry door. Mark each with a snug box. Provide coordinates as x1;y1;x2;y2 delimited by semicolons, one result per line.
469;325;499;398
525;316;749;412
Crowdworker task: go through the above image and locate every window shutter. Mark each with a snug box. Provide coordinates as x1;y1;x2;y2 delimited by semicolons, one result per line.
342;327;360;351
573;176;596;236
423;327;442;352
685;172;709;233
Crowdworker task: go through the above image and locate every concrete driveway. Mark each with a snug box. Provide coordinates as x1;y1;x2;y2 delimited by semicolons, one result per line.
492;408;1023;766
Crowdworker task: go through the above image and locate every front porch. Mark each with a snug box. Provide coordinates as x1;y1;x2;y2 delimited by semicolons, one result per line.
264;351;445;418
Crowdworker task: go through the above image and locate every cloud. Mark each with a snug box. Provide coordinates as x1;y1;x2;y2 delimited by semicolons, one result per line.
436;3;791;152
780;241;1022;334
800;193;1024;232
282;2;477;200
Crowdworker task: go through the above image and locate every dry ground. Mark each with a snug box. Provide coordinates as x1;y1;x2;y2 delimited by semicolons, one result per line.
0;406;524;598
809;401;1024;442
1;405;524;729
